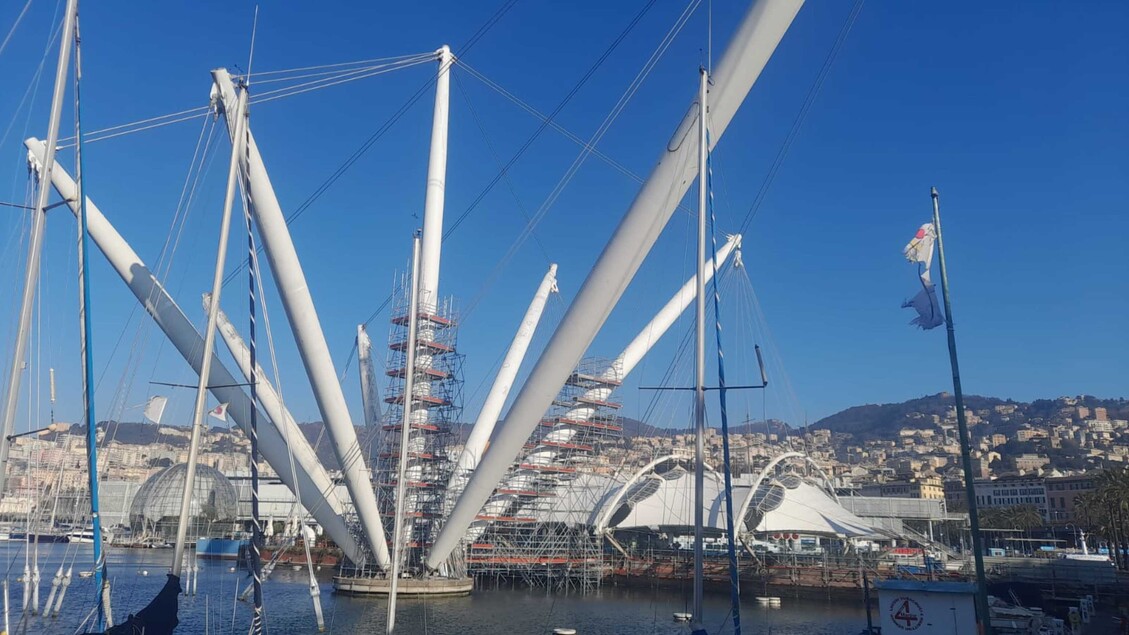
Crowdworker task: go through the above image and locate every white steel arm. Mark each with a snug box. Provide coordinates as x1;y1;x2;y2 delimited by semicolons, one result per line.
427;0;804;570
24;139;365;563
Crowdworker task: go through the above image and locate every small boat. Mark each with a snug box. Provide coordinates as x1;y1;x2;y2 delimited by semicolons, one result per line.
197;536;249;560
10;530;69;543
67;525;102;543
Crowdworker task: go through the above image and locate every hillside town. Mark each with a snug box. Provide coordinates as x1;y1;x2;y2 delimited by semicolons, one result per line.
3;393;1125;533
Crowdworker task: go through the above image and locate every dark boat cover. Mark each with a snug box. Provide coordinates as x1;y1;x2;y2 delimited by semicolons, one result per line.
97;574;181;635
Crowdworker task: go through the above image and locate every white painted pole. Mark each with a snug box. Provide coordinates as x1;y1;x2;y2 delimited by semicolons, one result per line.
691;66;708;635
427;0;804;570
357;325;383;429
418;45;454;302
172;86;248;577
23;139;363;563
388;235;422;634
452;263;557;481
0;0;78;496
211;69;390;564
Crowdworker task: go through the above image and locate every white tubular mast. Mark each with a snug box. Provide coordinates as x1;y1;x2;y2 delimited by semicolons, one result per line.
172;86;248;576
452;263;557;480
23;139;365;564
210;69;389;565
427;0;804;570
357;325;383;429
387;235;422;634
0;0;78;496
418;45;454;302
691;66;709;632
207;299;356;521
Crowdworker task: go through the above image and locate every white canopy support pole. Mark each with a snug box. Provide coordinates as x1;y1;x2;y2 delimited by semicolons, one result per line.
451;263;557;482
357;325;383;429
426;0;804;571
0;0;78;496
23;139;365;564
418;45;454;302
211;69;390;567
172;86;248;577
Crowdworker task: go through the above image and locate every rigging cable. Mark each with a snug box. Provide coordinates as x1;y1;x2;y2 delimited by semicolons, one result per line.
0;0;34;60
223;0;521;289
736;0;865;235
452;0;700;323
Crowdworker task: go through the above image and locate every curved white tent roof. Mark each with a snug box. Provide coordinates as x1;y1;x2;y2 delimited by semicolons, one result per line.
747;480;875;537
593;468;876;538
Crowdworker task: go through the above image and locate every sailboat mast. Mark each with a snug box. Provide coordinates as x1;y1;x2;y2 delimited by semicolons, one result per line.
73;9;110;628
0;0;78;497
388;233;423;634
171;85;249;576
691;66;708;633
244;115;265;635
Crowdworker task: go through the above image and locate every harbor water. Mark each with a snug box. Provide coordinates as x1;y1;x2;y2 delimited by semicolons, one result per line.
1;542;866;634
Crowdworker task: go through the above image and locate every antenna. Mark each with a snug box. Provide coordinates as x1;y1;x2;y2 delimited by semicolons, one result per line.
49;368;56;423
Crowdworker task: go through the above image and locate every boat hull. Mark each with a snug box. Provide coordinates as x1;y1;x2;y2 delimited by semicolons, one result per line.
196;537;247;560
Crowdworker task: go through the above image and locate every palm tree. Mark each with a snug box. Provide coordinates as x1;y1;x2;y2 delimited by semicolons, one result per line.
1098;468;1129;568
1075;468;1129;569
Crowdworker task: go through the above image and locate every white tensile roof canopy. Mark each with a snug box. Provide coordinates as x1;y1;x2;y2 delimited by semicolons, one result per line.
592;453;878;538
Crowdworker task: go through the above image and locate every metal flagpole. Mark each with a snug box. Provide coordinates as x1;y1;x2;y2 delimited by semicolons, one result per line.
931;186;992;635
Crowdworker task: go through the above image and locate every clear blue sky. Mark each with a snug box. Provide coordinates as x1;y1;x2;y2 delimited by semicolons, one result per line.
1;0;1126;434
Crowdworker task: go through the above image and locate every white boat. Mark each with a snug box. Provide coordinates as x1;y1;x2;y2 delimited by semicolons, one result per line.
66;525;109;543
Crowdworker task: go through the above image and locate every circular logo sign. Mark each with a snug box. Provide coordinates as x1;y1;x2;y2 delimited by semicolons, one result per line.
888;597;925;631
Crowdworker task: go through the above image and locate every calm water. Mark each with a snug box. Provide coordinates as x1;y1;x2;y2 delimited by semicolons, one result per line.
0;543;867;634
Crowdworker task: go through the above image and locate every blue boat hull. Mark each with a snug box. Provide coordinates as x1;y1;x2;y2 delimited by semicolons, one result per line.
195;537;247;559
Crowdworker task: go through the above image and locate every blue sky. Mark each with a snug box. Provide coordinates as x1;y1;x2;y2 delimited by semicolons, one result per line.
1;0;1126;434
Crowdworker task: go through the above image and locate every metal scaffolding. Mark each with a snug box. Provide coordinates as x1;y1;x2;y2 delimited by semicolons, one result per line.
467;357;623;591
372;274;464;576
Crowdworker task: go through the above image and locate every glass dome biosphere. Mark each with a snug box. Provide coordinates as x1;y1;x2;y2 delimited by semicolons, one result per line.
129;463;240;539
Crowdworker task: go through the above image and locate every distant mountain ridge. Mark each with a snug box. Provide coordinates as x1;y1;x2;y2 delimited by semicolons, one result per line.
78;393;1126;457
810;393;1128;441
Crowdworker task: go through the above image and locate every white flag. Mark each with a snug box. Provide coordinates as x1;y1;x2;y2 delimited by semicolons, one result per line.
903;282;944;330
143;395;168;424
208;402;229;422
904;222;937;269
902;221;945;330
